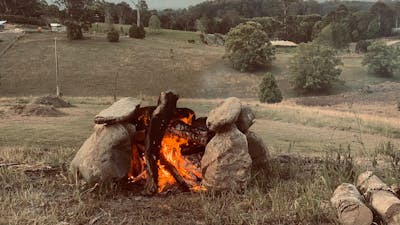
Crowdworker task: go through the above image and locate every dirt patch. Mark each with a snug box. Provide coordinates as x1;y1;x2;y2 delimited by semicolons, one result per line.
31;96;73;108
10;104;65;117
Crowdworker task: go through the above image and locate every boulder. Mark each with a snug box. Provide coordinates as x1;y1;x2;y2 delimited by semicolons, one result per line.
246;131;269;171
70;123;136;183
206;97;242;132
236;105;256;133
94;97;141;124
201;125;252;192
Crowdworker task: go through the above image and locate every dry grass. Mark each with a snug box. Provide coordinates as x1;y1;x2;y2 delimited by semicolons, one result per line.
0;97;399;224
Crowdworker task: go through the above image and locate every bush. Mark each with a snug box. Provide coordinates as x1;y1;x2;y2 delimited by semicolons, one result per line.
225;21;275;72
362;41;400;77
65;22;83;40
148;15;161;33
258;73;283;103
129;24;146;39
107;28;120;42
290;43;343;92
355;40;371;53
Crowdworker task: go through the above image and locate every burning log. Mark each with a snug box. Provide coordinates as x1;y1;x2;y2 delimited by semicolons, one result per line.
143;90;191;195
331;183;373;225
167;120;212;146
357;171;400;224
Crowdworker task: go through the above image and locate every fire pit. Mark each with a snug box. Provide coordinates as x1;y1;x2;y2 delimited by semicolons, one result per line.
70;91;269;195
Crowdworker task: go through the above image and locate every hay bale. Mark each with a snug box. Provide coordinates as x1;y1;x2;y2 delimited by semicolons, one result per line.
31;96;73;108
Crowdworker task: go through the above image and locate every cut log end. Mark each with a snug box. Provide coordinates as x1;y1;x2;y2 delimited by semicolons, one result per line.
331;183;373;225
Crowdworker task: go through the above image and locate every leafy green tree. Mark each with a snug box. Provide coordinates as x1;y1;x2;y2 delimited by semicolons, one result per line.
148;14;161;32
316;22;351;49
370;2;395;37
290;42;343;92
225;21;275;72
362;41;400;77
259;73;283;103
56;0;94;40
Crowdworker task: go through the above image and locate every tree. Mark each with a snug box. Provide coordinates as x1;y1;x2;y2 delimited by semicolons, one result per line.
370;2;395;37
56;0;94;40
290;42;343;92
259;72;283;103
362;42;400;77
225;21;275;72
148;14;161;33
315;22;351;49
0;0;46;17
131;0;147;26
116;2;132;25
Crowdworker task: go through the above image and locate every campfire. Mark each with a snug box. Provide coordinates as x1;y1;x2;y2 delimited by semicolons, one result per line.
127;92;212;193
70;91;268;195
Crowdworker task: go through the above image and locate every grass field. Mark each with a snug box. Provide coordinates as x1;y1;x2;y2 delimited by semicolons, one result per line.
0;29;400;224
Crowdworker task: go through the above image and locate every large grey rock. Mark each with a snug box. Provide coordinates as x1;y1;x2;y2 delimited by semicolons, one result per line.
201;125;252;192
236;105;256;133
206;97;242;132
70;123;135;183
94;97;141;124
203;33;225;46
246;131;269;171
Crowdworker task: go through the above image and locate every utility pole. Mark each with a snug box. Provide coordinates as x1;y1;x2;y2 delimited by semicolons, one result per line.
54;38;60;97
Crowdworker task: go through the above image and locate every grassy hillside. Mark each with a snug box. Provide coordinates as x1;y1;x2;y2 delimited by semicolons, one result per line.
0;31;398;99
0;29;399;225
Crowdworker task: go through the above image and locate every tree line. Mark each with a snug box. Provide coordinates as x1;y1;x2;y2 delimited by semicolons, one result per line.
1;0;400;44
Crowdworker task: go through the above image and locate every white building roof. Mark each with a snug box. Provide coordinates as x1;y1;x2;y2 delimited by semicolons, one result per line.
0;21;7;25
271;40;298;47
50;23;62;27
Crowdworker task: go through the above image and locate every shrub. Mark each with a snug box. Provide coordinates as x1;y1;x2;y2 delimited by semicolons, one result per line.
129;24;146;39
107;28;120;42
290;43;343;92
362;41;400;77
355;40;371;53
258;73;283;103
148;15;161;33
225;21;275;72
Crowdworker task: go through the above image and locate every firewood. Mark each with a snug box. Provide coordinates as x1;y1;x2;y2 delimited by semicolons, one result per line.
357;171;400;224
143;90;191;195
331;183;373;225
167;120;212;146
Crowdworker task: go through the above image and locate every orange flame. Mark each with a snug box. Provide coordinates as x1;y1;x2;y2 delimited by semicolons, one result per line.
128;112;204;193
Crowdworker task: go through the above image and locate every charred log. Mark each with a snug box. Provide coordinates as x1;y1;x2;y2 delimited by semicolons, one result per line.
143;91;194;195
167;120;212;146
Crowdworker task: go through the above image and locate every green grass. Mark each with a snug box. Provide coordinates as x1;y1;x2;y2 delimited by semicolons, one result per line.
89;23;200;42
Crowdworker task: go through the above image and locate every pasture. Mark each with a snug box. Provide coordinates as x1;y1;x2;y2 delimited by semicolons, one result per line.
0;29;399;225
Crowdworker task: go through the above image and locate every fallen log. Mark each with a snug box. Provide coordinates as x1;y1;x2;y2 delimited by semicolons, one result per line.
357;171;400;224
331;183;373;225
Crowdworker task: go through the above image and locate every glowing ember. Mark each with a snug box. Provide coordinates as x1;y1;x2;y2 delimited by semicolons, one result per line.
128;112;204;193
158;132;202;192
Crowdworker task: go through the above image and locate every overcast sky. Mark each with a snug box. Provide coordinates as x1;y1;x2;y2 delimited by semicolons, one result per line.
47;0;206;9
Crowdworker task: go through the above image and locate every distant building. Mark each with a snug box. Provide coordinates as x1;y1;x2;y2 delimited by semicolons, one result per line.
50;23;66;32
0;21;7;31
270;40;297;47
